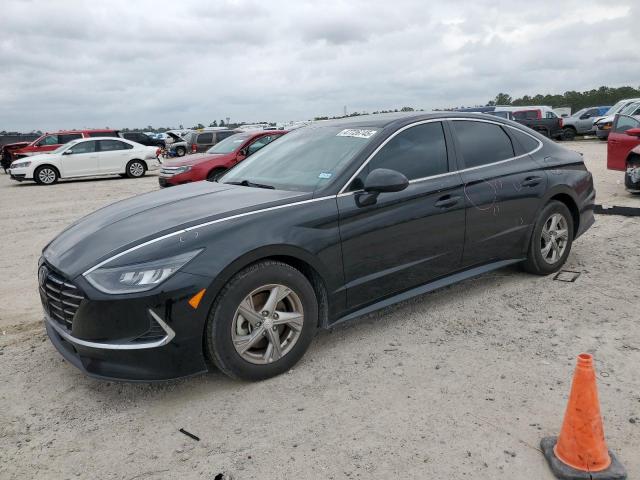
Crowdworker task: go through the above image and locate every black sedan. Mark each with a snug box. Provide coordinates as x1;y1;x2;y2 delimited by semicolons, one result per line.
40;113;595;381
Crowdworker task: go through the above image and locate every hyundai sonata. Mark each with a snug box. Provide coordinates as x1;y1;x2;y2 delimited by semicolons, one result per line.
40;113;595;381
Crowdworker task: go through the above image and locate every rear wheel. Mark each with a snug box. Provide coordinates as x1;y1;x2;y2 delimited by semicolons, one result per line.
205;261;317;381
522;201;574;275
207;168;226;182
126;160;146;178
561;127;576;141
34;165;59;185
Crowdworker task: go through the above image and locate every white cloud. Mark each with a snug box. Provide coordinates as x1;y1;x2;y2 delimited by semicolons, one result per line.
1;0;638;131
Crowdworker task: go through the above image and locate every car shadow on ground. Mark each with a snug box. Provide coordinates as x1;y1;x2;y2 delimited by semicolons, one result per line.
5;173;158;187
55;264;528;403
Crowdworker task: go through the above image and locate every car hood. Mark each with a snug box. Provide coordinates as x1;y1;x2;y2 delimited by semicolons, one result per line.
13;152;59;165
593;115;614;125
164;153;229;168
43;182;308;278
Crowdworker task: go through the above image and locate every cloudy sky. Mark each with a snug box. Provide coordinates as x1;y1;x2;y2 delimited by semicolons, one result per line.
1;0;639;131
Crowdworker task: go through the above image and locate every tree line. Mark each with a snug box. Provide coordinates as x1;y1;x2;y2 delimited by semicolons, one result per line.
487;86;640;111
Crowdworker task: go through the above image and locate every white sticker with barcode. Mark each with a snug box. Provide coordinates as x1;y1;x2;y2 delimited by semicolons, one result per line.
336;129;377;139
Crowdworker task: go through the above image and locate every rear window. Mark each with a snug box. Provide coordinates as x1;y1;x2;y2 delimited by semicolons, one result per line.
98;139;133;151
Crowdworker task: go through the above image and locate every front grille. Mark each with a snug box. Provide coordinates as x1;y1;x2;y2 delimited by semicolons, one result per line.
39;266;84;330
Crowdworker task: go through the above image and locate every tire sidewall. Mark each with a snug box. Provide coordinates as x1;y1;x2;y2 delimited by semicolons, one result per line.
207;262;318;381
176;147;186;157
529;201;574;274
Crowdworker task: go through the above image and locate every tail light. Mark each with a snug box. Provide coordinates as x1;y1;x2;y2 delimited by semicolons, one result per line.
155;148;161;156
559;118;563;128
191;144;197;153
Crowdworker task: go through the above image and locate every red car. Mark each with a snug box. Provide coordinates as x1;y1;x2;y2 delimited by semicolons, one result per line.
9;129;120;160
159;130;287;187
607;114;640;193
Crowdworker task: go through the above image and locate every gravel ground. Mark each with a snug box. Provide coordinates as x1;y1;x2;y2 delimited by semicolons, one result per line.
1;142;639;479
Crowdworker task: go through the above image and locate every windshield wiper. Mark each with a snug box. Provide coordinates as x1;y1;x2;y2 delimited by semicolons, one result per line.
225;180;275;189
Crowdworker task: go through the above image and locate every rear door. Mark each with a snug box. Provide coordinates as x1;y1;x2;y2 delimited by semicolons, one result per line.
60;140;98;177
338;121;465;309
450;119;547;266
96;139;134;173
607;115;640;171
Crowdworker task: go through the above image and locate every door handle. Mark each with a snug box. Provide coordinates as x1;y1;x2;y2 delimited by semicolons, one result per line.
434;195;461;208
521;176;542;187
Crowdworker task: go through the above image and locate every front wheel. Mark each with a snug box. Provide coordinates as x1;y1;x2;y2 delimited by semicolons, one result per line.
522;201;574;275
561;127;576;141
34;165;59;185
175;146;186;157
126;160;146;178
205;261;318;381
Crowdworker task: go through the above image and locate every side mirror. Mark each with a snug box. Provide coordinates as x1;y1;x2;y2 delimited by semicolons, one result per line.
624;128;640;137
62;150;72;155
357;168;408;207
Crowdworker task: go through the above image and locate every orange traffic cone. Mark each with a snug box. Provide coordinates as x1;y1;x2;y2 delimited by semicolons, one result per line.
541;353;626;479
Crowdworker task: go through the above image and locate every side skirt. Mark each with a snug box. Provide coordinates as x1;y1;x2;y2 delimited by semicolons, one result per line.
331;258;525;327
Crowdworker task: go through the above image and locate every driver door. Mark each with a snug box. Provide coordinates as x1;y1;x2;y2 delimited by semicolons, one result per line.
61;140;98;177
337;122;465;309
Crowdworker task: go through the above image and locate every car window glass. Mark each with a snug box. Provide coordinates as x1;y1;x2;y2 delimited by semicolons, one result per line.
545;111;557;119
509;128;540;154
216;131;235;141
453;121;514;168
98;139;132;151
197;133;213;144
58;133;83;143
364;122;448;182
247;135;276;155
614;115;640;134
39;135;59;146
67;141;96;154
87;131;117;138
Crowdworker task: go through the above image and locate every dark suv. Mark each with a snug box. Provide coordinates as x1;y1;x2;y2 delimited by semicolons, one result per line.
121;132;165;147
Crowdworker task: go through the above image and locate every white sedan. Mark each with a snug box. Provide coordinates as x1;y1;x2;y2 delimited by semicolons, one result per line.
8;137;160;185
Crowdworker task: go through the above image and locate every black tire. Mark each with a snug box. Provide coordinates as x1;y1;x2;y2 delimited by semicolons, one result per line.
175;146;186;157
522;201;574;275
207;168;226;182
34;165;59;185
562;127;576;141
599;136;608;141
125;160;146;178
205;260;318;381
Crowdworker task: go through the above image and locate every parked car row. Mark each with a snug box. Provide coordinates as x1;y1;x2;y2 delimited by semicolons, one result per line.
594;98;640;140
456;106;564;139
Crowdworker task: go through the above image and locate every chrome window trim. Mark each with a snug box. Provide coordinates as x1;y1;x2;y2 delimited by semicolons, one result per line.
337;117;543;194
82;195;335;276
45;309;175;350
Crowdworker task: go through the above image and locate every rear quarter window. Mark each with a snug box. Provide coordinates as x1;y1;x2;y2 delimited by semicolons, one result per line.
509;128;541;155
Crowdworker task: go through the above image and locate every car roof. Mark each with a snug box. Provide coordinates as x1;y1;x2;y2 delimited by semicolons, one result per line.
305;111;518;129
44;129;117;134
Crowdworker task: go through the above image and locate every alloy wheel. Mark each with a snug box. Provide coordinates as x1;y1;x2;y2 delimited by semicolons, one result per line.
129;162;144;177
231;284;304;364
540;213;569;264
38;168;56;184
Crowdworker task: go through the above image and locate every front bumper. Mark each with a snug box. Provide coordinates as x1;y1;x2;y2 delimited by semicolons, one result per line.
9;173;26;182
595;127;610;139
42;265;214;381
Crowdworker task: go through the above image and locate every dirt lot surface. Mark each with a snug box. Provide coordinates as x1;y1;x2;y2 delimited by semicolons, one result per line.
1;142;639;479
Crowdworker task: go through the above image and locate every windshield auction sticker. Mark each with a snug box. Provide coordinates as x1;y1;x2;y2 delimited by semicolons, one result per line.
336;129;378;139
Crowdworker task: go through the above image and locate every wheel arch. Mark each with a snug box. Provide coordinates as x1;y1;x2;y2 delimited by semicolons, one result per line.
547;191;580;239
626;151;640;166
202;245;332;331
34;163;61;179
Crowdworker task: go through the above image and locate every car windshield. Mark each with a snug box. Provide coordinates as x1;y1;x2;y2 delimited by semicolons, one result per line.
52;141;78;154
572;108;587;117
206;133;253;154
221;125;378;192
604;100;630;116
621;102;640;115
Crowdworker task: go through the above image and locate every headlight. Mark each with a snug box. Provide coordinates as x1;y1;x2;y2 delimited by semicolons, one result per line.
175;165;192;173
84;250;202;294
11;161;31;168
